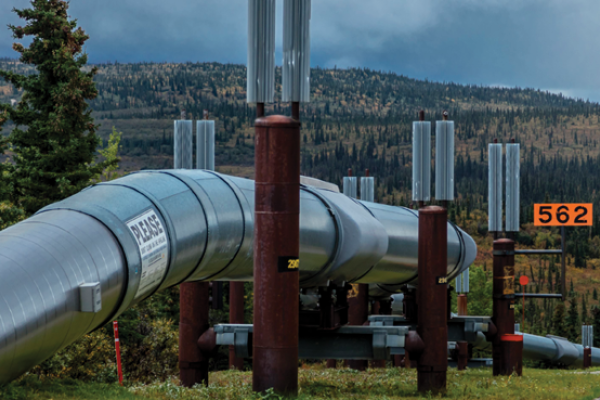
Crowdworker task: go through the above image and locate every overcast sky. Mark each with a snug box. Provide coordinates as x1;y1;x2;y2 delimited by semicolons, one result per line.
1;0;599;102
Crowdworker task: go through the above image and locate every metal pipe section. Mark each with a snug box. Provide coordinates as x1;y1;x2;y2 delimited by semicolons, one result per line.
252;115;300;395
0;167;476;383
417;206;448;394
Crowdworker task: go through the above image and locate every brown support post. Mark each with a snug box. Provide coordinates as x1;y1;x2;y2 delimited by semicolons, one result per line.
347;283;369;371
179;281;210;387
456;293;469;370
561;226;566;300
417;206;448;394
253;115;300;395
492;239;518;376
402;287;417;368
500;335;523;376
256;102;265;119
457;294;468;316
229;282;245;370
584;347;592;369
291;101;300;121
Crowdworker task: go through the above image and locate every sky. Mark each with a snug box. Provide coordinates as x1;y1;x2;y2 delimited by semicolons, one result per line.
1;0;599;102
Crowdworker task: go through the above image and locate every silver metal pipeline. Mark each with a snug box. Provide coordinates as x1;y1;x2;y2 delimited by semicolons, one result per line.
0;170;476;382
470;332;600;367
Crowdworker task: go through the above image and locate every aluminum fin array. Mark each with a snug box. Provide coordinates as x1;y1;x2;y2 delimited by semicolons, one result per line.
174;120;193;169
435;120;455;201
282;0;311;102
505;143;520;232
488;143;503;232
196;120;215;170
412;121;431;201
247;0;276;103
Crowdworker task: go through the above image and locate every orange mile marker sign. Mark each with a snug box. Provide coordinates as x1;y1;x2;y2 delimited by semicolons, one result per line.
534;203;593;226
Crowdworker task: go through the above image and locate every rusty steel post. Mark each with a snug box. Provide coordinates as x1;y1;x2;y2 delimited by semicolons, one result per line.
402;287;418;368
492;239;517;376
229;282;245;370
456;293;469;371
500;334;523;376
253;115;300;395
457;294;468;316
456;342;468;371
347;283;369;371
584;347;592;369
417;206;448;394
257;103;265;118
179;281;210;387
291;101;300;121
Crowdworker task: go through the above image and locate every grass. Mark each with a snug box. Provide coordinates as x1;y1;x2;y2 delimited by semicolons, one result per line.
2;366;600;400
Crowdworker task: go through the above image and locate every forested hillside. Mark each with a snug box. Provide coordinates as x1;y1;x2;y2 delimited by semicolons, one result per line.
3;59;600;342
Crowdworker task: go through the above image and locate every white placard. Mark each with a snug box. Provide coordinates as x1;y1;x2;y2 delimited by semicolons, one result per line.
126;209;169;298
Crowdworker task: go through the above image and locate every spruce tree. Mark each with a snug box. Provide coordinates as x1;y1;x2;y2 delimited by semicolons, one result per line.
0;0;115;215
581;295;588;325
565;298;579;343
593;307;600;348
551;302;567;338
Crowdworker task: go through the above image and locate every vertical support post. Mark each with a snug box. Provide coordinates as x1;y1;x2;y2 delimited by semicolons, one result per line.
179;281;210;387
456;293;469;371
401;286;418;368
253;115;300;395
229;282;245;370
457;294;468;316
584;347;592;369
347;283;369;371
417;206;448;394
561;226;566;300
492;239;520;376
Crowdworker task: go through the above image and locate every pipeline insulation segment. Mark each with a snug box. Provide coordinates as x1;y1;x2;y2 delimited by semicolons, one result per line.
0;170;476;382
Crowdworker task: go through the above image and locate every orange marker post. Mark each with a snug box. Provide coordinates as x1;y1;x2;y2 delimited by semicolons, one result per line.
113;321;123;385
534;204;593;227
519;276;529;332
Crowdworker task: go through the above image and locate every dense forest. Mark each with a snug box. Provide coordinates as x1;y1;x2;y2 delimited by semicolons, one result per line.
2;59;600;372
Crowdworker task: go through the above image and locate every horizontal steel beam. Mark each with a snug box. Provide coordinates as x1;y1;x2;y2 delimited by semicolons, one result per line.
214;324;409;360
518;293;563;299
367;315;492;343
514;249;562;255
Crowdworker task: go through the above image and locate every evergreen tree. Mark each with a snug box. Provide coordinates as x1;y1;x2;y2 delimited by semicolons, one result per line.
565;298;579;342
592;307;600;348
581;295;588;325
552;302;567;338
594;288;598;301
0;0;116;215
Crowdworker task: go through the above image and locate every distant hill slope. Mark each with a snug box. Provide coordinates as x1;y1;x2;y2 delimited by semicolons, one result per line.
2;60;600;213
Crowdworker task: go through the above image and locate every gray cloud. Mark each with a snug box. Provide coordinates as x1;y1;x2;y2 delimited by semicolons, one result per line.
1;0;599;101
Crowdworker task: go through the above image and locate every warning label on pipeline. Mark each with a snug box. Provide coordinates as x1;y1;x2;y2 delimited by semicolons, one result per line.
127;209;169;298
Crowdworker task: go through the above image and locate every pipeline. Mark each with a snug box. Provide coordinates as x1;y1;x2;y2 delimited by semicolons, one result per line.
0;169;476;383
471;332;600;367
